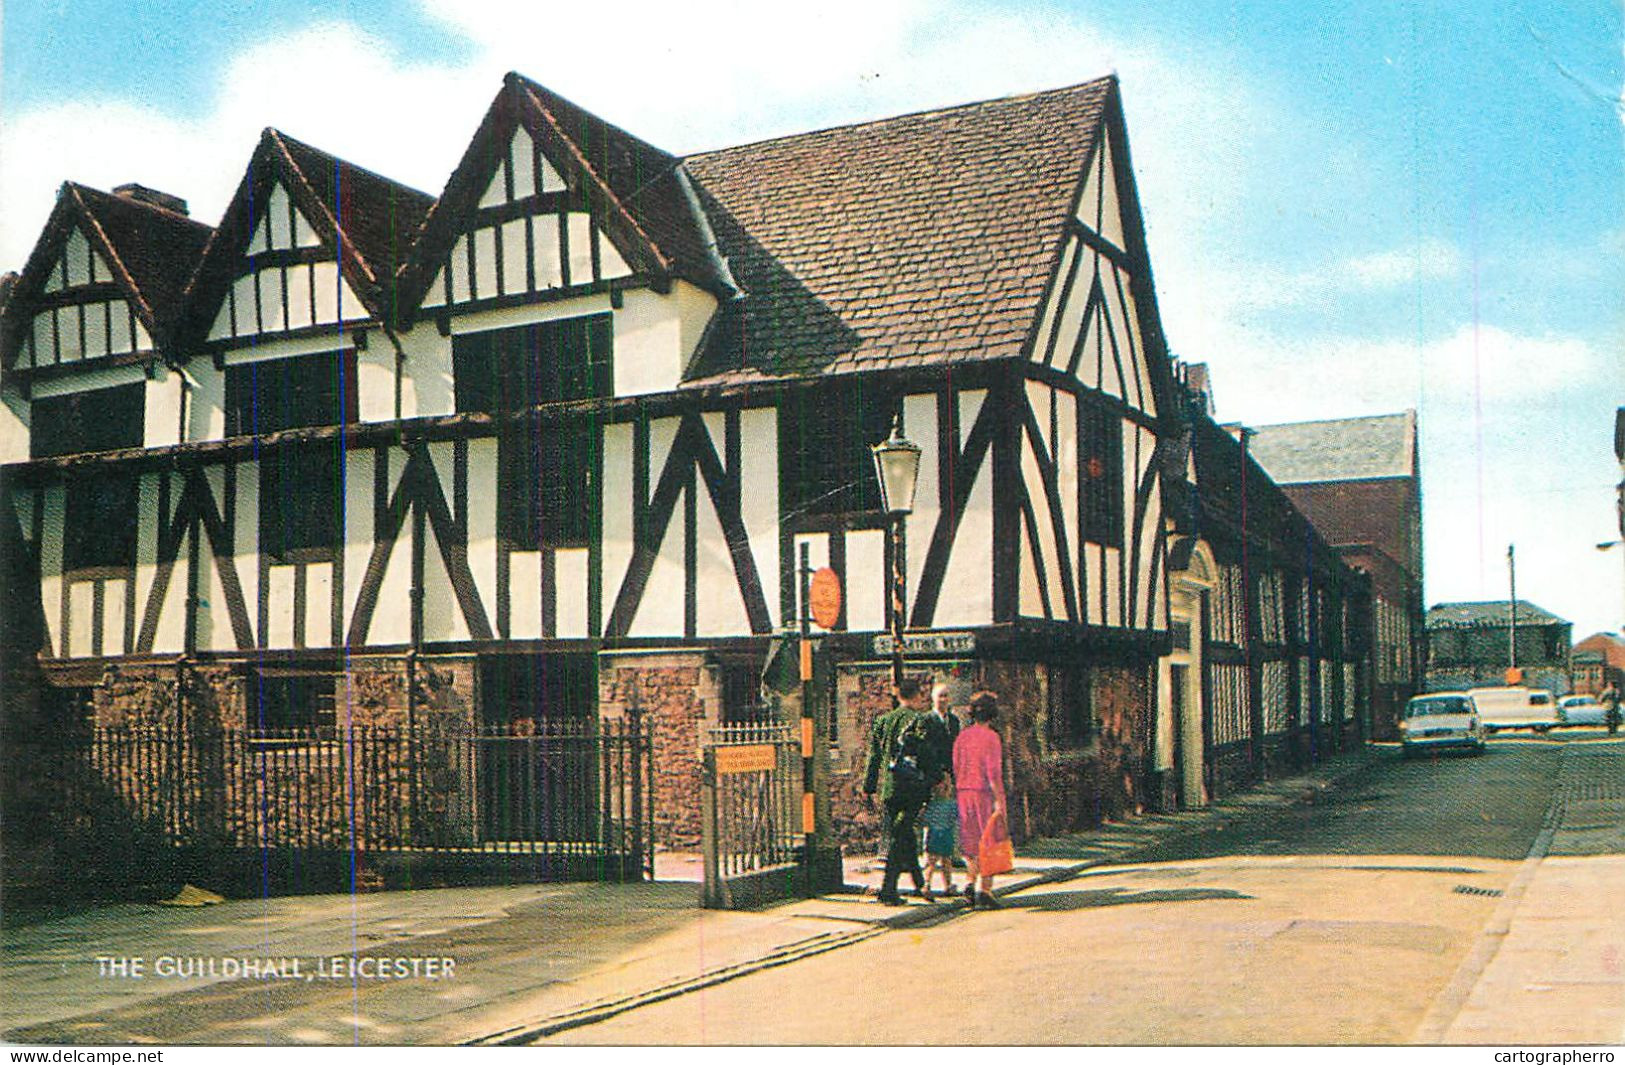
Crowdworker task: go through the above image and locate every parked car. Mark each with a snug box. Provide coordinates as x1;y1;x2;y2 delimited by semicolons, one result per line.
1557;695;1606;727
1400;692;1486;756
1467;686;1557;733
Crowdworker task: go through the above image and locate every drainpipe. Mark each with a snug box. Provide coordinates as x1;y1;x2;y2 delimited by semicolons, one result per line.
381;323;408;429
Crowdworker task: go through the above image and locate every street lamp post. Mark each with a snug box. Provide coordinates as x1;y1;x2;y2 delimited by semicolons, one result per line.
872;416;922;691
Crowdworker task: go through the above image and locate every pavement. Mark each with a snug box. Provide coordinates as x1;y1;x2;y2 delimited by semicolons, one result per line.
1426;741;1625;1046
2;739;1619;1046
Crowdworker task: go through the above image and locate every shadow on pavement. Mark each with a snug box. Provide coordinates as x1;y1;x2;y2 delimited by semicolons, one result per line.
1006;887;1253;912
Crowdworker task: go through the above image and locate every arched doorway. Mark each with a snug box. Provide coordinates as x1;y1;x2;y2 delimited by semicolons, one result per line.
1161;537;1215;808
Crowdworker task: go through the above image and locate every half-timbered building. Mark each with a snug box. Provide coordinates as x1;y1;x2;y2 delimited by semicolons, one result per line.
1157;376;1373;805
0;72;1366;891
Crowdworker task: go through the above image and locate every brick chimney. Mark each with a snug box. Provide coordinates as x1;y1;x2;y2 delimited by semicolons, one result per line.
113;183;188;216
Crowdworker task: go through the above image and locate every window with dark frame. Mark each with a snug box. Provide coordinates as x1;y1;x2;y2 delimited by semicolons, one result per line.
478;654;597;726
259;442;343;561
248;673;337;736
498;420;595;548
453;314;613;414
64;471;138;571
1045;663;1093;749
779;380;897;520
718;658;770;724
31;383;145;459
225;349;358;437
1079;399;1123;547
41;684;96;728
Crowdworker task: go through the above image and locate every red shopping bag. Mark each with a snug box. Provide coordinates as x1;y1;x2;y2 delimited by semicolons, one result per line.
979;811;1014;876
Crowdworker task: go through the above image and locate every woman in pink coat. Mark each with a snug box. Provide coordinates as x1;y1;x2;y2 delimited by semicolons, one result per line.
953;690;1009;909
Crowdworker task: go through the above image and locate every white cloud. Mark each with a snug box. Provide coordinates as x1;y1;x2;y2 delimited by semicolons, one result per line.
0;1;1269;280
0;22;489;270
1346;238;1462;287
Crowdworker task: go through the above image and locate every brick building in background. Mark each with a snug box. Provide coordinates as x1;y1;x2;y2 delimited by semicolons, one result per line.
1425;600;1572;696
1570;631;1625;696
1246;412;1424;739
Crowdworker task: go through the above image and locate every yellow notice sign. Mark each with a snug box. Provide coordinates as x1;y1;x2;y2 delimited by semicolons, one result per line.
714;744;777;775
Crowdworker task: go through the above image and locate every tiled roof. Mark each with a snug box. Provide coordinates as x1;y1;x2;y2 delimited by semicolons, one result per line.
1426;600;1569;630
1;184;214;366
681;77;1115;381
275;132;434;294
510;75;727;293
71;183;214;337
1246;411;1416;484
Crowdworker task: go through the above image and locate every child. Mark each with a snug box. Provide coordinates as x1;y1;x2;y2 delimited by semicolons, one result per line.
919;792;958;901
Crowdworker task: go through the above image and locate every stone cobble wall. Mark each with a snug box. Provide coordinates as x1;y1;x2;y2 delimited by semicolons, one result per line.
829;659;1155;850
52;656;482;853
599;654;715;848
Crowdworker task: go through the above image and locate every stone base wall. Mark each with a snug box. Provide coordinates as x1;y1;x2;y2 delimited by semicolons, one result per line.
599;652;718;848
828;657;1155;849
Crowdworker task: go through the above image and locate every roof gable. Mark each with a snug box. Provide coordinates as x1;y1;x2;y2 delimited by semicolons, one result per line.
3;183;212;368
181;129;433;347
400;73;728;316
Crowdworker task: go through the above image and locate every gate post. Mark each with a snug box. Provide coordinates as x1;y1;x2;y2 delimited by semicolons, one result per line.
699;745;722;908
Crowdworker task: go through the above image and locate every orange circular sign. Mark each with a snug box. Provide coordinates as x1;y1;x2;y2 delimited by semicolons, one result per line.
809;567;842;630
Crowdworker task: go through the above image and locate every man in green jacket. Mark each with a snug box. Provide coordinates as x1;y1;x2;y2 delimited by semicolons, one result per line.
864;677;931;905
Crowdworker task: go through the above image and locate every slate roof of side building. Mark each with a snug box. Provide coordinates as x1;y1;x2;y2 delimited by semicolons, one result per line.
1246;411;1417;485
1426;600;1569;630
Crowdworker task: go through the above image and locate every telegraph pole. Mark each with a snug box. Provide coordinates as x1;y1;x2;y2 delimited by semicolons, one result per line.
1507;544;1518;677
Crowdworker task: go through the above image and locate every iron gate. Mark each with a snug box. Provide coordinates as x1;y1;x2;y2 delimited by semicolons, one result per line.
700;722;804;908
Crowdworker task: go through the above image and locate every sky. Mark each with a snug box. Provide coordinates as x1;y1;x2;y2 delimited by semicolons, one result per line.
2;0;1622;641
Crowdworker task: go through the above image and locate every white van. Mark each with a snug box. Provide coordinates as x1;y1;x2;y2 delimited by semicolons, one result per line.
1466;686;1557;733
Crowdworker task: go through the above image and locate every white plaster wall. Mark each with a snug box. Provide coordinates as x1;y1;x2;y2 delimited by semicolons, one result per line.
936;391;992;628
342;449;374;639
31;363;144;398
39;486;64;656
234;464;259;641
1105;546;1122;628
613;283;718;398
449;292;613;338
371;516;414;646
509;550;542;639
555;547;589;639
845;528;885;633
144;373;183;449
1083;543;1103;627
903;393;938;620
0;389;30;464
466;438;498;621
67;581;95;657
627;486;686;638
420;521;470;644
356;342;399;424
103;578;128;656
184;363;228;442
268;564;296;648
307;561;333;648
1030;237;1077;364
738;408;778;630
694;494;749;637
600;423;634;634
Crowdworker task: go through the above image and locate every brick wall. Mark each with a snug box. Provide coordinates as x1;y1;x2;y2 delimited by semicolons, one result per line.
599;653;716;848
